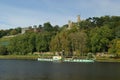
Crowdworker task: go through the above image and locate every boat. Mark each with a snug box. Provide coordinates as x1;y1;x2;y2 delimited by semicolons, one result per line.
64;59;94;62
37;56;62;62
38;56;95;63
37;58;53;61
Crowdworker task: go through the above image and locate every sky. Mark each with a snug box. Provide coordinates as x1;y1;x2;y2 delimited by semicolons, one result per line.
0;0;120;29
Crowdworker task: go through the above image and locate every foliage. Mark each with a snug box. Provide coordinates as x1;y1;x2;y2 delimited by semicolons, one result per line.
36;32;52;52
43;22;53;32
7;22;57;55
0;16;120;55
50;29;87;56
0;27;21;38
108;39;120;55
89;26;113;53
0;45;8;55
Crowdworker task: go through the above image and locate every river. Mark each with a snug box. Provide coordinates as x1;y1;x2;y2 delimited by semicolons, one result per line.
0;60;120;80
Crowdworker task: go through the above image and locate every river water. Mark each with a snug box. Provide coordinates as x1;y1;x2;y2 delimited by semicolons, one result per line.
0;60;120;80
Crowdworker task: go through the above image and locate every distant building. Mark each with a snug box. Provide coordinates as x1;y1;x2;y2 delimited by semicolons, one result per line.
77;15;81;23
68;20;73;29
21;27;29;34
67;15;81;30
34;28;37;32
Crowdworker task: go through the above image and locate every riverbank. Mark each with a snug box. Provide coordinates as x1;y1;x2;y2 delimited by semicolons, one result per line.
95;57;120;62
0;55;39;60
0;55;120;62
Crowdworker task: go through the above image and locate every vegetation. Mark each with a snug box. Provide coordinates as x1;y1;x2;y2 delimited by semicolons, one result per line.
0;16;120;59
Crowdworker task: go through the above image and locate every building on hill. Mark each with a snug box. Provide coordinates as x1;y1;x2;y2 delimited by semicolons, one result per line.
68;20;73;29
77;15;81;23
21;27;39;34
34;27;37;32
21;27;29;34
67;15;81;30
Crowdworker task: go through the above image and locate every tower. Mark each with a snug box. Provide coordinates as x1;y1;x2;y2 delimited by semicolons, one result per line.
77;15;81;23
68;20;73;29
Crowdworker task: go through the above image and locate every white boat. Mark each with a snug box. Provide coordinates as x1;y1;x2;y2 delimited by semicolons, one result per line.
64;59;94;62
38;56;62;62
38;56;95;62
37;58;53;61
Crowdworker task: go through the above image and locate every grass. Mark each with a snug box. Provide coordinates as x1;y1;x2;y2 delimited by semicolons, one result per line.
0;53;54;60
96;57;120;62
0;54;120;62
0;55;39;60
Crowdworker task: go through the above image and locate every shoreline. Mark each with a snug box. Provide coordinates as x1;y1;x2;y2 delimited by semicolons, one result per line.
0;55;120;62
0;55;39;60
95;59;120;62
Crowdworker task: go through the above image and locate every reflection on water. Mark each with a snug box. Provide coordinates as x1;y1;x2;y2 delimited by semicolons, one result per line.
0;60;120;80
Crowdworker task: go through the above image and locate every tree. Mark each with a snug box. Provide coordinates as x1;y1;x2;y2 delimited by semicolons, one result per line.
36;32;51;52
50;34;62;52
2;15;120;56
116;39;120;55
115;26;120;38
50;31;70;55
0;30;8;38
69;31;87;56
0;45;8;55
108;39;117;54
79;20;93;29
15;27;22;34
10;29;17;35
50;29;87;56
43;22;53;32
8;33;36;55
89;26;113;53
7;37;19;54
28;33;36;53
108;39;120;56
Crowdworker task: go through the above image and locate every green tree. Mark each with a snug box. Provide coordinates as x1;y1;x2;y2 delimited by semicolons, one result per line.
115;26;120;38
0;45;8;55
108;39;117;54
50;29;87;56
36;32;52;52
10;29;17;35
108;39;120;56
89;26;113;53
8;33;36;55
69;31;87;56
43;22;53;32
28;33;36;53
50;31;70;55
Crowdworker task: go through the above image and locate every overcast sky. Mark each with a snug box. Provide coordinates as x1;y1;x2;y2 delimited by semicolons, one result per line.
0;0;120;29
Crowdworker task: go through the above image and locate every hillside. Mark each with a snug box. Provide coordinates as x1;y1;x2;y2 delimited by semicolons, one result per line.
0;15;120;56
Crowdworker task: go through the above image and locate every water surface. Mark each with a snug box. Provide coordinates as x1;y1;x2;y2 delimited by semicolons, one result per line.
0;60;120;80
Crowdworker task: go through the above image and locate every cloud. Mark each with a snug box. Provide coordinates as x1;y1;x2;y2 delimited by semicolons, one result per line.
0;2;78;29
0;0;120;29
0;4;66;29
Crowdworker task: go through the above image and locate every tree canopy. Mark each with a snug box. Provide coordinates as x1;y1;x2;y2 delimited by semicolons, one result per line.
0;16;120;56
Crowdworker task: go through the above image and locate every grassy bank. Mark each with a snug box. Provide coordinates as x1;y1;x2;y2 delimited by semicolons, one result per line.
0;55;39;60
96;57;120;62
0;53;54;60
0;55;120;62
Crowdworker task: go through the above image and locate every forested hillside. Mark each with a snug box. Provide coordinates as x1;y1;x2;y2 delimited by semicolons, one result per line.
0;16;120;56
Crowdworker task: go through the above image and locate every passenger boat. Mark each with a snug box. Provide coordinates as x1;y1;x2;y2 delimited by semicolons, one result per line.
38;56;95;62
